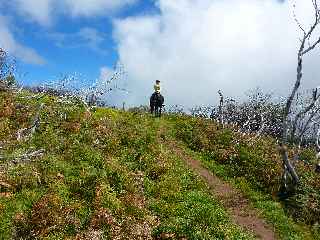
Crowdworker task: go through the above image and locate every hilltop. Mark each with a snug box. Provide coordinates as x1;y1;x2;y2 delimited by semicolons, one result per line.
0;90;319;239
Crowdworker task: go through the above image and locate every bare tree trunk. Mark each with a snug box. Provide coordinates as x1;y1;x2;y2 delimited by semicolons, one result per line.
280;0;320;187
17;103;44;141
279;51;304;184
218;90;224;126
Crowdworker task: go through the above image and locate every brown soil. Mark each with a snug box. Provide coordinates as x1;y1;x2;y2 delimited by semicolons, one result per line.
166;140;277;240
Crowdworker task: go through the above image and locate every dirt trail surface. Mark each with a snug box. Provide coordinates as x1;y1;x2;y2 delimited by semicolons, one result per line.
166;140;277;240
155;121;277;239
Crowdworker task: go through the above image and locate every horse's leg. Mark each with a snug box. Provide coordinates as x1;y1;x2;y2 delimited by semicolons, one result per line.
150;96;154;114
159;107;162;118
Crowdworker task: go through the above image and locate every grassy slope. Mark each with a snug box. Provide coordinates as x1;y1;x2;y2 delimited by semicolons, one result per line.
166;114;320;240
0;91;254;239
1;90;319;239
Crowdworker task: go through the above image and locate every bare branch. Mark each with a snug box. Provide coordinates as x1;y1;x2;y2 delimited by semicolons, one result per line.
17;103;44;141
218;90;224;125
0;149;45;174
10;149;45;164
280;0;320;187
280;145;300;183
300;0;320;55
292;2;307;35
291;88;320;139
251;113;266;140
302;37;320;55
316;127;320;155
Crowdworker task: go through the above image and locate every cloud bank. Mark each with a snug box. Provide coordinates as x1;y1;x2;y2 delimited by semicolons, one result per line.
113;0;320;107
13;0;53;26
0;0;137;65
6;0;138;26
63;0;137;18
48;27;107;54
0;16;45;65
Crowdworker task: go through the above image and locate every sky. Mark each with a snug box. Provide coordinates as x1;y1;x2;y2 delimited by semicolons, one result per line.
0;0;320;108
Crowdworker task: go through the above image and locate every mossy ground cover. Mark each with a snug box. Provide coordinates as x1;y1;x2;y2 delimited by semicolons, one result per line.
166;114;320;240
0;91;254;239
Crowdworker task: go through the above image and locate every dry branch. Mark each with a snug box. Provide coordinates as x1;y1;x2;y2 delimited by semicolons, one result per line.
280;0;320;187
218;90;224;125
16;103;44;141
0;149;45;171
291;88;320;141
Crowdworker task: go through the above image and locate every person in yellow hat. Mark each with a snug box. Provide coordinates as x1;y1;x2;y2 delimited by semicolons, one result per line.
150;80;164;116
154;80;161;93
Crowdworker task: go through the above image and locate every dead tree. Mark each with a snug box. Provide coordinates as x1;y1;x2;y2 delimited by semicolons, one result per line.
218;90;224;125
82;61;127;108
210;90;227;127
315;127;320;172
0;48;16;90
16;103;44;141
290;88;320;141
280;0;320;190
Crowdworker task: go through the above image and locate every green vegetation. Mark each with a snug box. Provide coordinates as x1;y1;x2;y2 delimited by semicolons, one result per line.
0;91;253;239
1;90;319;239
167;114;320;240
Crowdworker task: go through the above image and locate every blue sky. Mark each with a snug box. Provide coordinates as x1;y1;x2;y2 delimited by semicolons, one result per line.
0;0;157;86
1;0;320;107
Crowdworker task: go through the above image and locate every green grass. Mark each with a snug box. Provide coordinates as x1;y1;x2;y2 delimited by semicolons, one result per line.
201;153;314;240
0;91;253;239
1;90;319;239
166;114;319;240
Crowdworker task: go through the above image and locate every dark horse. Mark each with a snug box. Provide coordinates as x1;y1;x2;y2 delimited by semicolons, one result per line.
150;92;164;117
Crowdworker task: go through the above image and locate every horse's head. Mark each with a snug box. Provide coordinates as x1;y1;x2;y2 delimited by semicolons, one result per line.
158;94;164;105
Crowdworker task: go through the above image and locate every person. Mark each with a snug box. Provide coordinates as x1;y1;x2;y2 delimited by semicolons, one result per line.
154;80;161;94
150;80;163;115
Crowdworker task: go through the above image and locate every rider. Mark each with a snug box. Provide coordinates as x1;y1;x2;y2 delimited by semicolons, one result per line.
154;80;161;94
150;80;162;114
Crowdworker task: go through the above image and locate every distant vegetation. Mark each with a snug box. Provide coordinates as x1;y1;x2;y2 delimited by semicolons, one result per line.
0;48;16;90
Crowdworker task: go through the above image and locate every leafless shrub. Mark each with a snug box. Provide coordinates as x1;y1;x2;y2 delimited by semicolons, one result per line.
189;106;213;118
167;105;185;115
210;88;283;139
279;0;320;189
39;61;127;109
0;48;16;90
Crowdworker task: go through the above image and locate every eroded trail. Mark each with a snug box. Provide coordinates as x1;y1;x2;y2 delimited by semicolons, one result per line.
157;122;277;240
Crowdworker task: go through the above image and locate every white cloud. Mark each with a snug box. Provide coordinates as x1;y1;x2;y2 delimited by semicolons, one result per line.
48;27;107;54
98;65;129;106
78;27;106;53
63;0;137;17
99;66;113;82
5;0;138;26
0;16;45;65
13;0;53;26
113;0;320;108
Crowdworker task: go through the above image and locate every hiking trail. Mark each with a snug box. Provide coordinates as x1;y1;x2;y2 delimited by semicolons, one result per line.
157;121;277;240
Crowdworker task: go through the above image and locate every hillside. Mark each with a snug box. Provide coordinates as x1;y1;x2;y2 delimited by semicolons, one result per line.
0;90;319;239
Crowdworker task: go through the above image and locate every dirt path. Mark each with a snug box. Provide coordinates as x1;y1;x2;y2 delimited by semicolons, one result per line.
156;121;277;239
167;140;277;240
